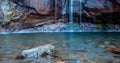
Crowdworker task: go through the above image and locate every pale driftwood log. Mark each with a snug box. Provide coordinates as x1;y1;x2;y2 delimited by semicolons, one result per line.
21;44;55;59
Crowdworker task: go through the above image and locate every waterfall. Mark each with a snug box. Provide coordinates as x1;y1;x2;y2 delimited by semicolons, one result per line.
69;0;74;31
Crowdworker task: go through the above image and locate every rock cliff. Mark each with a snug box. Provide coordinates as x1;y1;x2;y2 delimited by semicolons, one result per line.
0;0;119;32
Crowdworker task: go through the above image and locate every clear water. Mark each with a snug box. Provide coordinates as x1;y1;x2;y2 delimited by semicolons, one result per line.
0;32;120;62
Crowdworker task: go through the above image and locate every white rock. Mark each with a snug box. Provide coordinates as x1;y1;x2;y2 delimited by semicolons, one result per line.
21;44;55;59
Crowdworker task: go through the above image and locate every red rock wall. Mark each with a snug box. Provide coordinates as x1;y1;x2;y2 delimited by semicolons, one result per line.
23;0;120;16
24;0;54;15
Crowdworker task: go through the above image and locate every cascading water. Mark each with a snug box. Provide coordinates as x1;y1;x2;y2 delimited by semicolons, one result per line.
79;0;83;31
64;0;74;50
61;0;67;23
69;0;74;31
61;0;83;31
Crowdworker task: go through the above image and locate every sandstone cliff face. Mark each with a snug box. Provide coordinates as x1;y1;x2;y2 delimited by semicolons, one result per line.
0;0;120;32
21;0;120;16
10;0;120;16
24;0;54;15
62;0;120;16
83;0;120;16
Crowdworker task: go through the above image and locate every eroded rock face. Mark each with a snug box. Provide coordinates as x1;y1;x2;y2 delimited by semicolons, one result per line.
60;0;119;16
0;0;16;23
5;0;120;15
0;0;120;32
0;0;30;25
70;0;120;16
11;0;120;16
24;0;55;15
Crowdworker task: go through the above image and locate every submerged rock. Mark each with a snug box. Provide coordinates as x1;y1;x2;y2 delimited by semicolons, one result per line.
105;47;120;55
19;44;55;59
0;59;20;63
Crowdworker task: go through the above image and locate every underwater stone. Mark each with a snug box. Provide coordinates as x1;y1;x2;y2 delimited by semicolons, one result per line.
21;44;55;59
0;59;20;63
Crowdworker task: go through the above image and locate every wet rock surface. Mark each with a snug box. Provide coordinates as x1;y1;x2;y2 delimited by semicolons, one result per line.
0;0;120;32
13;0;120;15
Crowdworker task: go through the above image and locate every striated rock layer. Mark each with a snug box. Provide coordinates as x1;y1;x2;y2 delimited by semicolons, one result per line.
24;0;55;15
11;0;120;16
21;0;120;15
0;0;119;32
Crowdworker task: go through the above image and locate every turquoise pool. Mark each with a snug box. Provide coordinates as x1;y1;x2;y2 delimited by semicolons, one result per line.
0;32;120;63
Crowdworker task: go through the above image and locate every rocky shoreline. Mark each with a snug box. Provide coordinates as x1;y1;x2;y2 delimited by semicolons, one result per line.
0;22;120;33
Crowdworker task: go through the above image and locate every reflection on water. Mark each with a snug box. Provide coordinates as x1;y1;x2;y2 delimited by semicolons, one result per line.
0;32;120;63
